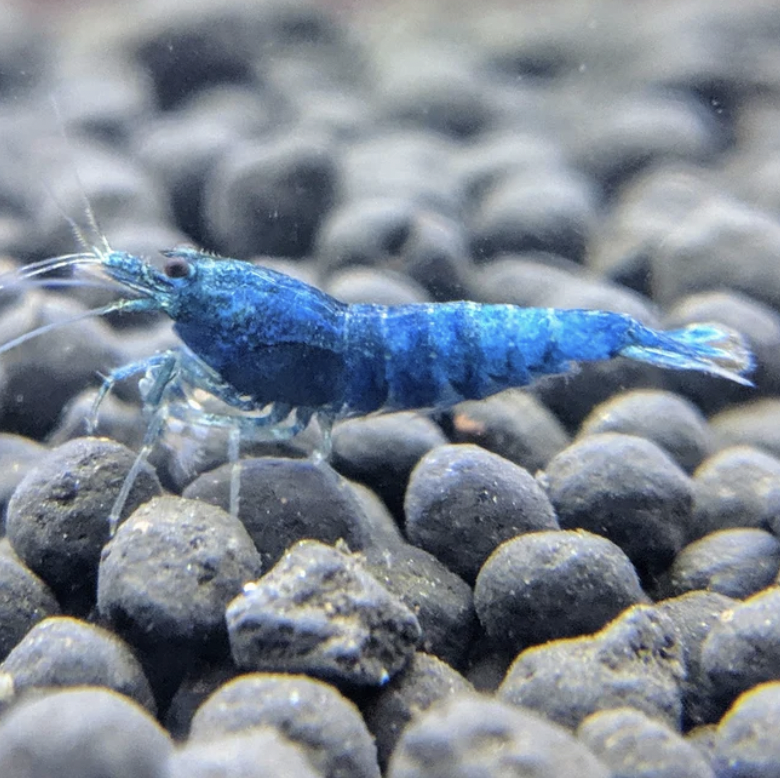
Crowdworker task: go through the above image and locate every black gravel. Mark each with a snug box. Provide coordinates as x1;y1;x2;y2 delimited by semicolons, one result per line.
405;443;559;583
577;706;715;778
225;539;421;685
0;0;778;774
543;433;694;581
700;587;780;717
0;615;155;714
0;543;59;662
712;681;780;778
658;528;780;599
577;388;714;473
166;728;322;778
189;672;380;778
0;687;172;778
474;529;647;653
655;591;739;728
387;693;610;777
498;605;686;730
183;457;375;570
5;437;162;611
361;652;473;771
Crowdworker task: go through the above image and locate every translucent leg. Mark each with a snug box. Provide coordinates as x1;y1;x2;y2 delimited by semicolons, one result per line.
107;353;181;535
88;351;179;434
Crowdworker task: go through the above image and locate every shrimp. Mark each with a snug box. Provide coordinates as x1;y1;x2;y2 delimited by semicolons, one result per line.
1;243;754;533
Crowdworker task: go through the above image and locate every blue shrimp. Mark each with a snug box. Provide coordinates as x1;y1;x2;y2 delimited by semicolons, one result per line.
2;244;754;532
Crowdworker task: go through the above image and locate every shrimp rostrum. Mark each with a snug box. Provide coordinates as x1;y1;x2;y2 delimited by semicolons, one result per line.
3;245;754;531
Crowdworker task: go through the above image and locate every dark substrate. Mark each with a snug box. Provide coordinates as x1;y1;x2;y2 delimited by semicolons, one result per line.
0;0;778;776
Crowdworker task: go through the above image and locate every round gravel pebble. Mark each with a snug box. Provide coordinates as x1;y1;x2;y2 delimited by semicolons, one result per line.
0;616;154;714
0;295;120;439
709;399;780;460
97;496;263;655
387;693;610;778
577;389;713;473
655;591;739;727
659;528;780;600
577;706;715;778
475;529;647;653
690;446;780;540
315;197;471;300
167;728;321;778
363;542;476;670
189;672;380;778
649;199;780;311
183;457;374;570
225;539;421;686
324;266;429;306
405;444;559;583
0;546;58;662
713;681;780;778
5;437;162;608
543;433;693;581
362;652;473;771
700;587;780;715
469;168;596;263
204;133;338;258
331;413;448;519
0;434;45;514
448;392;570;474
498;605;685;730
0;687;172;778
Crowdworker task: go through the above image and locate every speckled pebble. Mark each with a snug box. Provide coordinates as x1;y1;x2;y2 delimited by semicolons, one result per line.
0;545;58;663
5;437;162;609
405;444;559;583
448;392;570;473
167;728;321;778
362;652;473;771
543;433;693;581
226;540;421;685
659;528;780;599
712;681;780;778
475;529;647;653
577;707;715;778
183;457;374;570
0;687;172;778
655;591;739;727
97;496;263;657
578;389;713;473
363;541;475;671
331;413;448;519
0;616;154;713
387;693;610;778
189;672;380;778
498;605;685;730
690;446;780;540
700;587;780;715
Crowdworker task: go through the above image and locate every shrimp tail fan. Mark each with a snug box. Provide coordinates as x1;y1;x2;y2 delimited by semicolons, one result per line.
620;322;755;386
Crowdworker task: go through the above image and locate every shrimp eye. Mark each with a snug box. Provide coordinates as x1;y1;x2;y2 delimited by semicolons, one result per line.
163;257;192;279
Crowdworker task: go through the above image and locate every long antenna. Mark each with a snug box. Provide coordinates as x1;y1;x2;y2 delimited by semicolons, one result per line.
49;94;111;257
